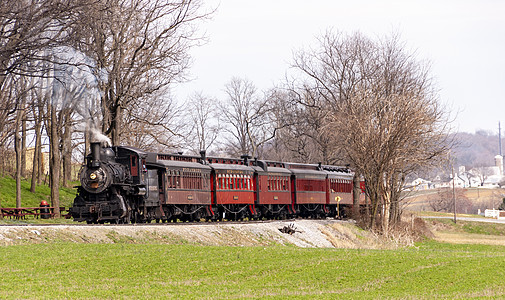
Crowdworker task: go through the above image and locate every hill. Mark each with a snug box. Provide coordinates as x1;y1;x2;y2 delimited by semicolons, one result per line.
452;130;504;168
0;176;76;209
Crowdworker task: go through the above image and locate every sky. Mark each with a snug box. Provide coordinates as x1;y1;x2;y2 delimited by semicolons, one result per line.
174;0;505;134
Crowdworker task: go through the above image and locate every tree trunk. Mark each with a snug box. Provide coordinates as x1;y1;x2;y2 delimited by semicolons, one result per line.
382;191;391;235
21;114;26;178
389;190;401;226
111;104;121;146
62;109;72;187
352;173;361;220
389;173;405;226
84;125;90;162
49;104;61;218
30;105;42;193
37;134;43;184
14;91;26;208
15;108;22;208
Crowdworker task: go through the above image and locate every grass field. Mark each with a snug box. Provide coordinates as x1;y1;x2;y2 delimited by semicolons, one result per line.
1;241;505;299
404;187;505;212
1;177;505;298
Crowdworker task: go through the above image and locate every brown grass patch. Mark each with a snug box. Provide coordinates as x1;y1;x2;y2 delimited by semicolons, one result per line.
433;232;505;246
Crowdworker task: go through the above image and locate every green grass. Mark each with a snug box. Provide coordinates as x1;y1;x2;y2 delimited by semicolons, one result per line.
426;218;505;236
0;176;77;208
0;242;504;299
461;222;505;235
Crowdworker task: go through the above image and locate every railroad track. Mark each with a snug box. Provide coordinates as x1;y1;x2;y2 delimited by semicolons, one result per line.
0;218;309;227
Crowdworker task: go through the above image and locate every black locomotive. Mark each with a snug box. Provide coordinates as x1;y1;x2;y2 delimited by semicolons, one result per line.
70;142;362;224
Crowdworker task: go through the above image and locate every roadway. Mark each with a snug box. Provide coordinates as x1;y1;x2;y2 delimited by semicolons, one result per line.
423;216;505;224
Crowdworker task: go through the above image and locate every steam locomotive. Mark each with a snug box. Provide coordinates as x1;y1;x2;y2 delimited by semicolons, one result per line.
70;143;363;224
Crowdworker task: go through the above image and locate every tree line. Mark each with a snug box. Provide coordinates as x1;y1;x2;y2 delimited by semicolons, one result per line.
0;1;451;232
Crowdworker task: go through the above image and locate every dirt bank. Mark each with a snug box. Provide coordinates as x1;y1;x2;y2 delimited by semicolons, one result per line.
0;219;412;248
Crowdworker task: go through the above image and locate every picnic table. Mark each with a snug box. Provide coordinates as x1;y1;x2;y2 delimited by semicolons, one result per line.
0;207;67;219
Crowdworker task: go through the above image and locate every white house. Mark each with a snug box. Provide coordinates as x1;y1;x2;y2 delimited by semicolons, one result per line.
410;178;432;190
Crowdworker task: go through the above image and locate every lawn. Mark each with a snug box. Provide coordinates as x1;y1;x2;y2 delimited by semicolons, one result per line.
1;242;504;299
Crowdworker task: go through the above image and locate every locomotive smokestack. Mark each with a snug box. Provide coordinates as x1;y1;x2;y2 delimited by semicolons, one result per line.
90;142;101;168
241;154;251;166
200;150;207;164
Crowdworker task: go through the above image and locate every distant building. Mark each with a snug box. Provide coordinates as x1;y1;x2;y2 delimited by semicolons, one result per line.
465;155;504;187
409;178;432;190
24;147;49;175
420;154;505;191
495;155;504;176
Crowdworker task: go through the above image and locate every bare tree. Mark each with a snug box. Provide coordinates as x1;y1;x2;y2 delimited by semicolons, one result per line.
29;92;44;192
14;80;27;208
291;31;452;232
0;0;87;80
72;0;210;145
47;97;61;217
0;0;94;208
470;164;492;186
183;92;220;155
121;93;185;152
428;188;469;213
267;88;344;164
219;77;277;158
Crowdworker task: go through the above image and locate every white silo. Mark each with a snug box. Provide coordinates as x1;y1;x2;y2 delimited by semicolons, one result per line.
495;155;504;175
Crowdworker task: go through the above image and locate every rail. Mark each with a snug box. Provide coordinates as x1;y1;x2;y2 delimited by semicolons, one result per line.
0;207;67;220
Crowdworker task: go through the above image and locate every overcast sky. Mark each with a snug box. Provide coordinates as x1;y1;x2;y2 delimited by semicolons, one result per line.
175;0;505;134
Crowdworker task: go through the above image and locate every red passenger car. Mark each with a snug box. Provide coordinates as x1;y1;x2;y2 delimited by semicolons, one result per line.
323;165;354;217
253;160;293;218
208;157;256;220
288;163;327;217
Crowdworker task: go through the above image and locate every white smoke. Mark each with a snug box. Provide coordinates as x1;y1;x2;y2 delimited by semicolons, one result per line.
47;46;110;146
89;126;112;147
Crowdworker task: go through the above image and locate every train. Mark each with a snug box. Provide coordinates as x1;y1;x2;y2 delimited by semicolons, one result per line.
70;142;365;224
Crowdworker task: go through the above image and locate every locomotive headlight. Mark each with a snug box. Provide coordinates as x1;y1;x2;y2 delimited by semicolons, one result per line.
89;173;97;180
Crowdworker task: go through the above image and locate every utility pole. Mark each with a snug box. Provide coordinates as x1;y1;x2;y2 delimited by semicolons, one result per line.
451;157;457;223
498;121;503;156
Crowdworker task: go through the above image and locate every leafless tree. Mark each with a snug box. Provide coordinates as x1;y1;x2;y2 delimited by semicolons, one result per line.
290;31;452;232
219;77;278;158
72;0;210;145
14;79;27;208
428;188;470;213
29;91;45;192
470;164;492;186
121;93;185;152
0;0;87;80
183;92;220;155
0;0;94;209
266;88;345;164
